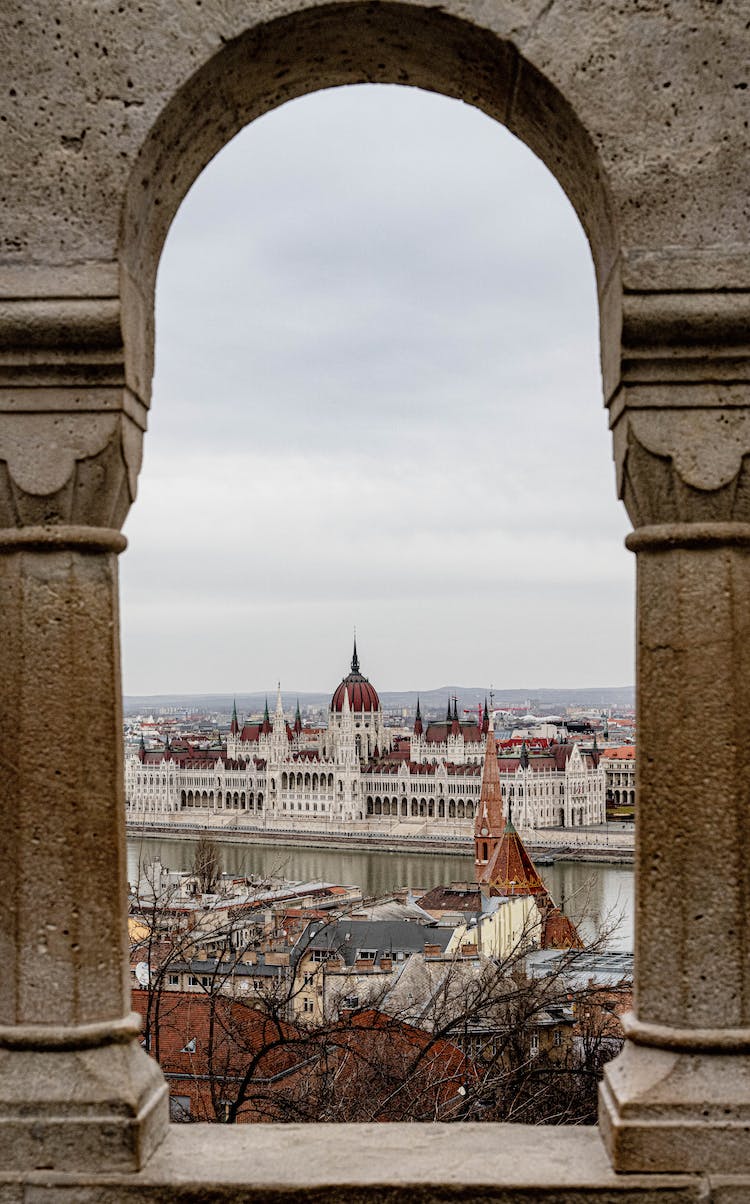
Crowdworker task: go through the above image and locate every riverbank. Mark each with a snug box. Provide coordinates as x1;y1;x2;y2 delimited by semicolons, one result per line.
125;820;633;865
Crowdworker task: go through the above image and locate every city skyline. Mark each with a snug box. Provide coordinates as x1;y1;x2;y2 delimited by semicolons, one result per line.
120;83;634;695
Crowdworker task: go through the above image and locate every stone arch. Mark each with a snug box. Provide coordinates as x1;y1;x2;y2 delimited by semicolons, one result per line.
120;3;618;407
0;0;746;1180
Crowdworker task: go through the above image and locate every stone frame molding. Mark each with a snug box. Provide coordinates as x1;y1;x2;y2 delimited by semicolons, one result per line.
0;0;749;1190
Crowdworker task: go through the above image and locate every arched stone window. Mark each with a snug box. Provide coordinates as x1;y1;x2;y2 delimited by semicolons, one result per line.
6;0;741;1183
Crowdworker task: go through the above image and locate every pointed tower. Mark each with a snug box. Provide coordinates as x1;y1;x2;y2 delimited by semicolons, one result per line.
483;816;547;897
294;699;302;737
481;697;490;735
351;634;360;675
476;755;583;949
230;699;239;736
260;698;271;736
446;699;452;722
413;697;423;736
450;697;461;737
474;725;504;881
520;740;530;770
138;732;146;762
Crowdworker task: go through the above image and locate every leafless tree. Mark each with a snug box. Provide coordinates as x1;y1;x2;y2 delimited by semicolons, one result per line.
191;834;223;895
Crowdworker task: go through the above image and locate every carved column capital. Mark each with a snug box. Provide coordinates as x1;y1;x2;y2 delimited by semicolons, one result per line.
0;268;146;532
603;283;750;530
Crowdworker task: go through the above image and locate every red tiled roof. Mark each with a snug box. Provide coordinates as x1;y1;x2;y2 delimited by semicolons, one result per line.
424;722;482;743
330;673;380;713
602;746;636;760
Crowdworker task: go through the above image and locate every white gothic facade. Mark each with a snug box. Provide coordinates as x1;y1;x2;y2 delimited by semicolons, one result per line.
125;645;605;834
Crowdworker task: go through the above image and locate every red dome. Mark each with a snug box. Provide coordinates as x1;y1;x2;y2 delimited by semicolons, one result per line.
330;640;380;712
331;673;380;713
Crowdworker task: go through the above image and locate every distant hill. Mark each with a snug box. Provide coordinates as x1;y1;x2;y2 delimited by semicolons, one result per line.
124;685;634;715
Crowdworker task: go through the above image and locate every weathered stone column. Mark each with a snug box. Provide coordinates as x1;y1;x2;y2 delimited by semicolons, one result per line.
0;275;168;1171
599;281;750;1172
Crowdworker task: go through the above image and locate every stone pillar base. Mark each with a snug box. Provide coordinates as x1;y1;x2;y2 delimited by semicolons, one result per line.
600;1036;750;1174
0;1019;168;1173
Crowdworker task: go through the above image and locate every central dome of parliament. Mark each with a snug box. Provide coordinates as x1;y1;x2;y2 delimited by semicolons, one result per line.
330;640;380;713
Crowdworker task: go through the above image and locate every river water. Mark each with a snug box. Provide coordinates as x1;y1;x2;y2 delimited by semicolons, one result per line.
126;835;634;952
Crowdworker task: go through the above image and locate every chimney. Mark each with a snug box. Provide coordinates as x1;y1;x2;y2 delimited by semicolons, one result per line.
461;942;478;958
380;956;393;972
424;944;443;959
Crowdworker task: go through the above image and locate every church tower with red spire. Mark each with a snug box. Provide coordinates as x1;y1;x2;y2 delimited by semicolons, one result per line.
474;725;582;948
474;723;505;883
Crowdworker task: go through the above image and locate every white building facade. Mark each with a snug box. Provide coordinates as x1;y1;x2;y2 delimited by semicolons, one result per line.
125;645;605;835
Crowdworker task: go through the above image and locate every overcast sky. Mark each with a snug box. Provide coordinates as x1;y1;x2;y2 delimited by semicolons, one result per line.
119;84;634;697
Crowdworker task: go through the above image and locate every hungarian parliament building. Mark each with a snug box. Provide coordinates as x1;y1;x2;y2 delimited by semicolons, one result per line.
125;644;606;837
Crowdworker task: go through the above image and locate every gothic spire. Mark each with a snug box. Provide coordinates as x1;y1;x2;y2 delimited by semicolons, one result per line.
414;697;423;737
474;727;505;881
520;740;529;770
230;698;239;736
351;633;360;675
481;696;490;734
294;699;302;735
446;698;452;722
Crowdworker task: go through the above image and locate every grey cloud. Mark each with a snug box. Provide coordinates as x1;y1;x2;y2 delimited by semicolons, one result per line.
122;84;632;694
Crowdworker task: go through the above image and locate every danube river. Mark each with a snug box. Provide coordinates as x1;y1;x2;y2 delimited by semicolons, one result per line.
126;835;634;952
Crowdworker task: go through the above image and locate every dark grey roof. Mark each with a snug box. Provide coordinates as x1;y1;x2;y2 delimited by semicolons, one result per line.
166;957;285;978
298;918;453;968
